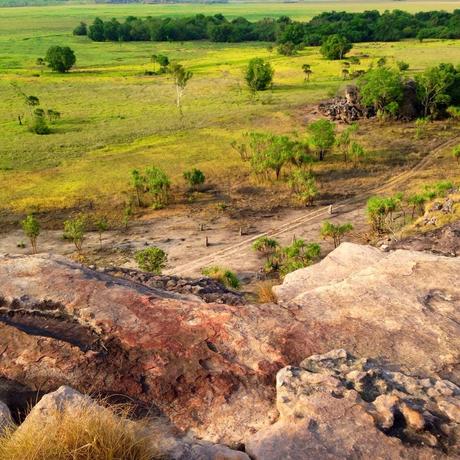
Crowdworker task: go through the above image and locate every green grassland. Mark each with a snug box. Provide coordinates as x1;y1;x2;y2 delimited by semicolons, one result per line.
0;2;459;213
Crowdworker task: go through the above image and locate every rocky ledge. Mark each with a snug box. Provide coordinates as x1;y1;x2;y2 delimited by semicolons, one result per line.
101;266;245;305
0;242;459;455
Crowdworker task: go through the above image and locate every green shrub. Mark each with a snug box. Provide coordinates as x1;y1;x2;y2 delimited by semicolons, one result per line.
245;58;274;92
135;247;167;274
320;221;353;248
252;236;279;254
397;60;410;71
452;145;460;163
183;168;205;190
201;266;240;289
29;114;50;135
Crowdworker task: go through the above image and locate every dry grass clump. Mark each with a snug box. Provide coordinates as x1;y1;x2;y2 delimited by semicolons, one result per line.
255;280;278;303
0;402;168;460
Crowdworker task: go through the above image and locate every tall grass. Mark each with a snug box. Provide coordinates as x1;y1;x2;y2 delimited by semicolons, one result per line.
0;403;168;460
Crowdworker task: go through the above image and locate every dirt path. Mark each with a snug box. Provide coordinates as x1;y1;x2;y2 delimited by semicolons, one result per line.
168;135;460;276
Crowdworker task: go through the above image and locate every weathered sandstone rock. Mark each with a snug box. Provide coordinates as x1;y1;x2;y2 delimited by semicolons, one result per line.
0;243;459;445
246;350;460;459
274;244;460;384
273;242;384;302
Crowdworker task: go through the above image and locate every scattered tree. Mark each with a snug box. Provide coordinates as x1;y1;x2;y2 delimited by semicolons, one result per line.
151;54;169;73
252;236;279;256
302;63;313;82
320;221;353;248
308;119;336;161
245;58;274;93
21;214;40;253
348;141;366;165
358;67;404;119
170;63;193;114
407;194;427;219
366;194;402;234
277;42;296;56
131;169;146;207
415;65;455;119
29;113;50;135
277;239;321;277
336;123;358;162
64;215;86;252
320;34;352;60
135;247;167;274
289;170;318;206
145;166;170;209
94;216;109;249
45;46;76;73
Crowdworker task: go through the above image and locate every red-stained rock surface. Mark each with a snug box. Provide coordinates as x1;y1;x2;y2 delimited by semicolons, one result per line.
0;244;459;447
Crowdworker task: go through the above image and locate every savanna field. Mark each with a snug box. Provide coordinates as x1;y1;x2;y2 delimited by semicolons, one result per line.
0;0;459;216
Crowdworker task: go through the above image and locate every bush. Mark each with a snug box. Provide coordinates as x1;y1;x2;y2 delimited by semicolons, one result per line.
183;168;205;190
277;42;296;56
45;46;76;73
245;58;274;92
252;236;279;254
135;247;167;274
201;266;240;289
73;21;87;36
255;280;278;303
29;114;50;135
397;60;410;71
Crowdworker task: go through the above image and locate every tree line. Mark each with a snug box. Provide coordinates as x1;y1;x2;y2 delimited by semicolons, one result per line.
76;10;460;44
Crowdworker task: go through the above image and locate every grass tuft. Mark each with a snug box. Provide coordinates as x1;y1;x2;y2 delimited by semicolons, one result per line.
0;402;168;460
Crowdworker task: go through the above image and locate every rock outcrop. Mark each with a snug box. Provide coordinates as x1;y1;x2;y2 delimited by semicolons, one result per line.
391;220;460;257
274;242;460;385
0;243;459;447
247;350;460;459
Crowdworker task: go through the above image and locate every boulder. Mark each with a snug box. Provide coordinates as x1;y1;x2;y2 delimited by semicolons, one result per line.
273;242;384;302
0;400;12;434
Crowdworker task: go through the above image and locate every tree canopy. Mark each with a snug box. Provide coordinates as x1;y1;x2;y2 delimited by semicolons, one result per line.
45;46;76;73
320;34;352;60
